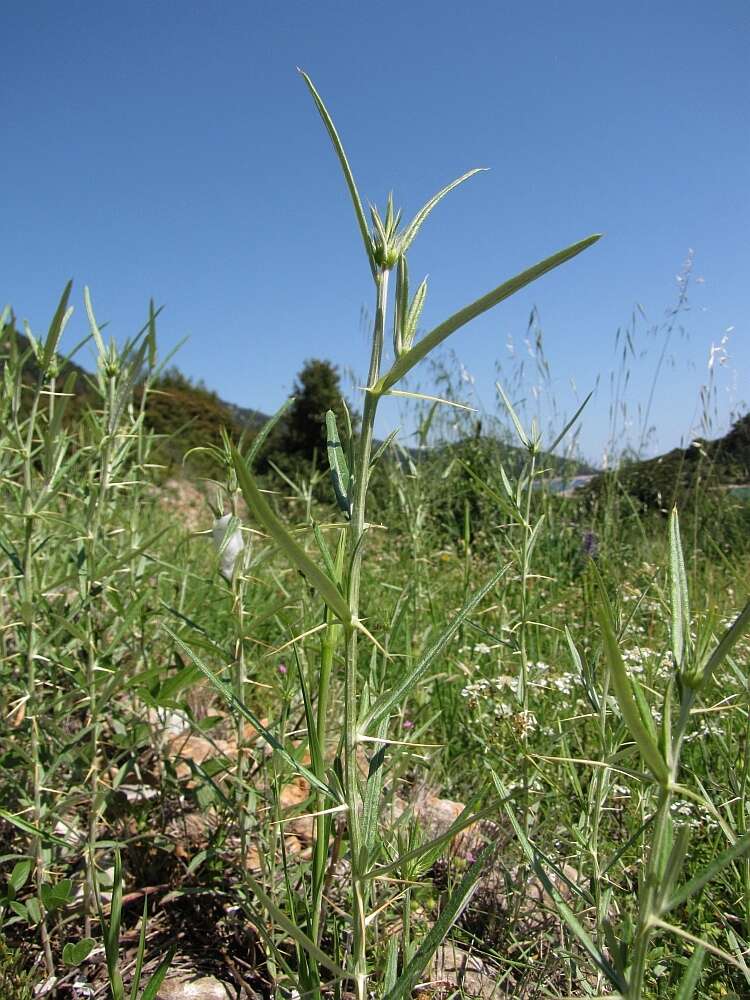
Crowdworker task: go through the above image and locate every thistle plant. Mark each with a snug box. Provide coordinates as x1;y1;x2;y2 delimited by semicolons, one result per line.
171;70;600;999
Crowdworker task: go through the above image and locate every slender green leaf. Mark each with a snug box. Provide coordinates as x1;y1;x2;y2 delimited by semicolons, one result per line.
130;898;148;1000
326;409;352;519
140;946;177;1000
42;281;73;372
383;841;494;1000
547;390;593;454
595;590;669;785
361;563;510;730
377;234;601;392
0;810;68;848
246;396;295;469
669;508;690;668
701;599;750;689
398;169;485;256
490;769;627;992
665;831;750;912
232;445;351;624
165;629;339;801
245;871;347;979
364;799;502;882
83;286;107;358
299;70;375;277
675;947;706;1000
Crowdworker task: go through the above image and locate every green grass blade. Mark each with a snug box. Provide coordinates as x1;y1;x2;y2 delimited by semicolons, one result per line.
232;445;352;624
363;799;501;882
42;280;73;372
675;947;706;1000
665;831;750;913
165;629;339;801
0;810;68;848
245;871;347;979
129;899;148;1000
361;563;510;731
377;234;601;392
140;946;177;1000
547;390;593;454
383;840;494;1000
594;582;669;785
299;69;376;277
496;382;530;447
83;285;107;357
490;769;627;992
361;715;389;853
246;395;295;468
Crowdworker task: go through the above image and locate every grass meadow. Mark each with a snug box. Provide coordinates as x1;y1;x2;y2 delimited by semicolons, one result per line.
2;75;750;1000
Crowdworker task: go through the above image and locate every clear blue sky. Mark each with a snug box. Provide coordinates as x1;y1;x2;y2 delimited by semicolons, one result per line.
3;1;748;463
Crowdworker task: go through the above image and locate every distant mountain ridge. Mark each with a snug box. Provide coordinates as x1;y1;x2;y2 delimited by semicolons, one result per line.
584;412;750;508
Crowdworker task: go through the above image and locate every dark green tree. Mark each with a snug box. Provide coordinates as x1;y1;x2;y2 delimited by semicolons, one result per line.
270;358;355;470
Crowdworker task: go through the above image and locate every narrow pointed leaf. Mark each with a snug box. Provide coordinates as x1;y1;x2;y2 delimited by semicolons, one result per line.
83;286;107;357
596;595;669;784
490;769;627;992
404;275;428;350
383;841;494;1000
701;599;750;689
165;629;339;801
669;508;690;667
547;391;593;454
377;234;601;391
326;409;352;519
140;946;177;1000
299;70;375;277
246;396;295;468
675;947;706;1000
665;831;750;913
362;563;510;730
370;429;399;469
232;445;351;624
496;382;530;447
244;872;347;979
364;800;501;881
398;169;485;256
385;389;476;411
41;281;73;372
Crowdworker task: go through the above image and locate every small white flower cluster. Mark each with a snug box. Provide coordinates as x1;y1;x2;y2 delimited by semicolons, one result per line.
669;799;717;831
460;675;515;704
551;672;577;695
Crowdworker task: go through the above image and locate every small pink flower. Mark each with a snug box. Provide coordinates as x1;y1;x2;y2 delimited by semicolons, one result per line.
403;719;414;730
278;663;287;675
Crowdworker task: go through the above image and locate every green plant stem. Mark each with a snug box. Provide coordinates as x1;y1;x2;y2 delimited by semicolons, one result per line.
518;450;537;831
21;381;55;977
344;266;389;1000
311;613;338;947
626;686;694;998
82;374;116;938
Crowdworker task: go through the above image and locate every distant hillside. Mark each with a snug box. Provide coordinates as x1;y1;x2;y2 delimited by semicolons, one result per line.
584;413;750;509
